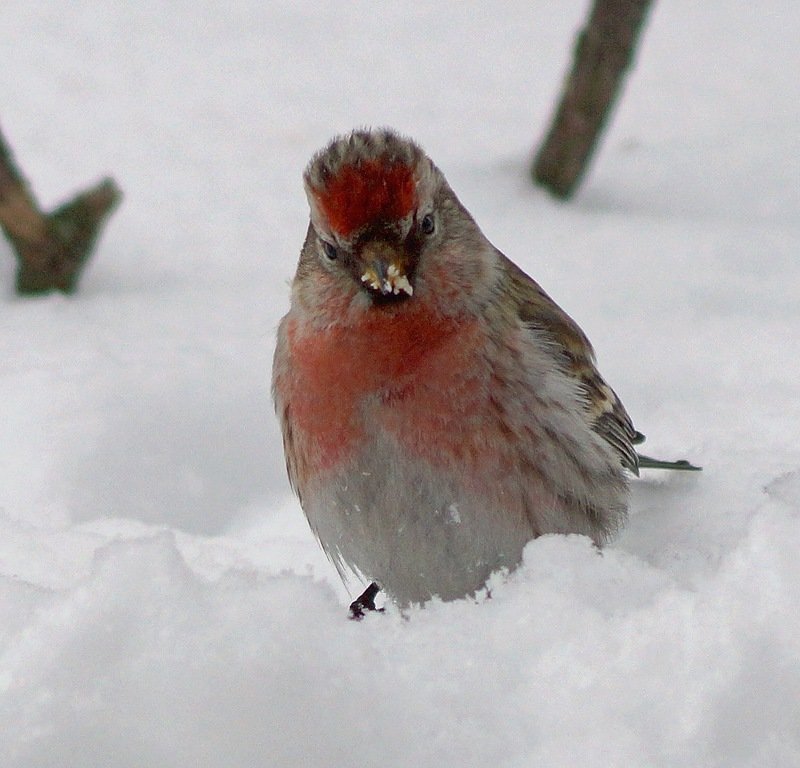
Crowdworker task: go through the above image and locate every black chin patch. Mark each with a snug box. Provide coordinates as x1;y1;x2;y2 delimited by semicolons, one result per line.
364;286;413;306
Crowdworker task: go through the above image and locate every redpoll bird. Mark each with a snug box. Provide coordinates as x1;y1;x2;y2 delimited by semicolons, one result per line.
272;128;698;612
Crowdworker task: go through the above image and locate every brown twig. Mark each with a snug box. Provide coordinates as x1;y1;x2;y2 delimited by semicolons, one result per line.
0;125;122;294
532;0;653;199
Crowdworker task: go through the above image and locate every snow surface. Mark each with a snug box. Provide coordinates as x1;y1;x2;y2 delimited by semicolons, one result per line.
2;2;800;766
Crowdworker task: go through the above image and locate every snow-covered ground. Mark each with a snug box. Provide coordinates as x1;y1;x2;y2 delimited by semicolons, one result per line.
2;2;799;765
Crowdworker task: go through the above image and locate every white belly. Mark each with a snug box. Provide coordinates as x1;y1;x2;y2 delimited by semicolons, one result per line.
302;432;539;606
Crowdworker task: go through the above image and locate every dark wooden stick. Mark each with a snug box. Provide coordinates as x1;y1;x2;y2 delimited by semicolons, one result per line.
532;0;653;199
0;126;121;294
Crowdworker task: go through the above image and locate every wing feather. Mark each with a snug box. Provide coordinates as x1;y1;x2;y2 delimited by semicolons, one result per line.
498;252;640;474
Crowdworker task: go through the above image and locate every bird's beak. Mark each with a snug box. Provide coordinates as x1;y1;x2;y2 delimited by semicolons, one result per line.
359;241;414;297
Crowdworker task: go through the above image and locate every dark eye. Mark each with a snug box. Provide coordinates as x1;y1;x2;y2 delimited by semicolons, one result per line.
420;214;435;235
321;240;338;261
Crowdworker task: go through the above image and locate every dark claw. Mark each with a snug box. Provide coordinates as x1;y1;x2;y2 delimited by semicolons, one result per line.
348;582;385;620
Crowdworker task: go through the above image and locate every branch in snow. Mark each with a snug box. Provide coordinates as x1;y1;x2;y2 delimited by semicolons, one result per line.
0;125;122;295
532;0;653;199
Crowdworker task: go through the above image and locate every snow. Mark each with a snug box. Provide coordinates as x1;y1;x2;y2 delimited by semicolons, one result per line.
2;1;800;765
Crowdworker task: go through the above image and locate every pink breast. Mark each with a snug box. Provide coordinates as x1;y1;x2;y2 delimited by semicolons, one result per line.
284;304;487;476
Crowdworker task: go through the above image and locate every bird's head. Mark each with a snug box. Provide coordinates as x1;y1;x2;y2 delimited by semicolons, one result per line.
293;128;493;323
299;128;441;306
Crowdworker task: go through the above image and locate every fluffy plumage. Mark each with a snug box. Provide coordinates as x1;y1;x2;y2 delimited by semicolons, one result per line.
273;128;685;607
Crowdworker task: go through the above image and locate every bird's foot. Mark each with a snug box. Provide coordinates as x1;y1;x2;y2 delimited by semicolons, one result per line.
349;582;385;620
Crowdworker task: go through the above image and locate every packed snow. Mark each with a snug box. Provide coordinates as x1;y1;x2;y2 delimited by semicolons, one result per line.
2;2;799;766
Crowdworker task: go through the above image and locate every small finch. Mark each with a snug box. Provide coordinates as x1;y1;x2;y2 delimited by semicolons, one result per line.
272;128;698;612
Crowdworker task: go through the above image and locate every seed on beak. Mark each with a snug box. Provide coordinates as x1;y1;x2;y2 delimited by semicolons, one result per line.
361;263;414;297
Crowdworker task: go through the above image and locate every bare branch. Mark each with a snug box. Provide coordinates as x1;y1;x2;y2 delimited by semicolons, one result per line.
532;0;653;199
0;125;122;294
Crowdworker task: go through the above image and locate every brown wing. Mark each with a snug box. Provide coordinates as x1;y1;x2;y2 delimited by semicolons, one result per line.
272;319;307;503
498;252;641;475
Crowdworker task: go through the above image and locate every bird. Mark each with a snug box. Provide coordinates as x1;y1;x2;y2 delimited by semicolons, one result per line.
272;128;698;615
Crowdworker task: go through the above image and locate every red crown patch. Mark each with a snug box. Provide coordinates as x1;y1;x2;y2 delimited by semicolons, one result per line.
315;159;417;238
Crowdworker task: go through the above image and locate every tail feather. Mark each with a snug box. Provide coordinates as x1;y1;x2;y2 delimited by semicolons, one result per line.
636;453;702;472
